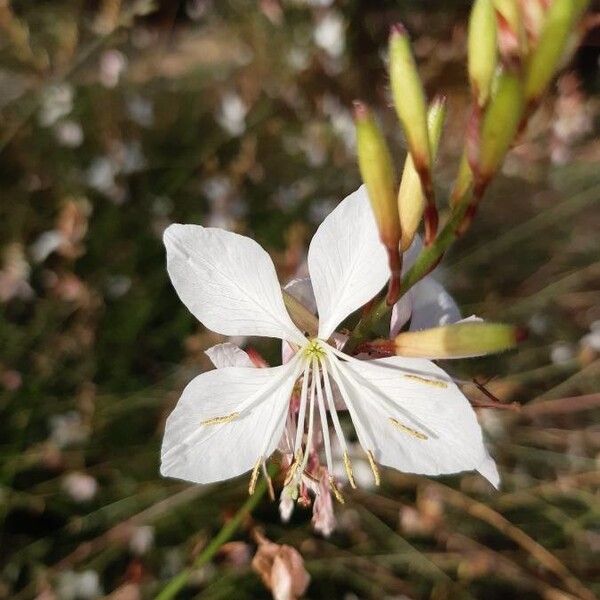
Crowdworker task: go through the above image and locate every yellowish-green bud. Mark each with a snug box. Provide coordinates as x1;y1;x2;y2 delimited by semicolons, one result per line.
389;23;431;177
468;0;498;106
398;97;446;251
392;322;526;359
354;102;400;250
524;0;589;104
478;69;524;183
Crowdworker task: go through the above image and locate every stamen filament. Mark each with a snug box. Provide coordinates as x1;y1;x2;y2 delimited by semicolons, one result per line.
313;361;334;476
299;360;318;474
284;449;304;486
320;358;350;455
293;361;312;454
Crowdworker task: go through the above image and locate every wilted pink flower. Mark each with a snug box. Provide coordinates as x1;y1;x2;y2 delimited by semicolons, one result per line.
251;531;310;600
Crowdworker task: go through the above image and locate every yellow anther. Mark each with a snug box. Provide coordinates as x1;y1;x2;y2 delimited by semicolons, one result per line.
403;374;448;388
283;449;303;487
328;476;345;504
200;411;239;426
343;451;357;489
389;417;428;440
248;459;261;495
366;450;381;486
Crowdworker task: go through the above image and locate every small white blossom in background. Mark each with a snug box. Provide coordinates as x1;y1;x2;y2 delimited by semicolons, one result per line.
55;570;102;600
186;0;213;20
49;411;88;448
99;50;127;88
216;92;248;137
126;95;155;128
0;243;34;303
54;120;84;148
39;84;74;127
550;342;575;366
30;231;64;263
104;274;132;299
581;320;600;353
313;11;345;58
62;472;98;503
129;525;155;555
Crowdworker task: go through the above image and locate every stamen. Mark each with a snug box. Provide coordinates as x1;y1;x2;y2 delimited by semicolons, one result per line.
389;417;428;440
200;412;239;426
293;362;311;454
403;374;448;388
314;361;334;476
366;450;381;486
343;451;357;489
261;462;275;501
328;476;345;504
320;358;351;456
248;458;261;495
284;449;303;487
299;361;318;474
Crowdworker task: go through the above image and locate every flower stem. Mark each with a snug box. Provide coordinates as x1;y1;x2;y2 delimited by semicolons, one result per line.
155;468;277;600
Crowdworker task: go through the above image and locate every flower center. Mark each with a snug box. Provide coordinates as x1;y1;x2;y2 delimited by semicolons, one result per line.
303;338;326;360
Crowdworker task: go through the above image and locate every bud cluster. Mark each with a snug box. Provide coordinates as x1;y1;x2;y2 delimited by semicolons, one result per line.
348;1;589;355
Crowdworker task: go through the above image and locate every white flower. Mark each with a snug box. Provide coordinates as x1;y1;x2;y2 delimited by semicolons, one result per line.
161;186;499;494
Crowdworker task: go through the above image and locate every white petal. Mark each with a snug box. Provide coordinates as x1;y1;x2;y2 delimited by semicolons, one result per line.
329;354;495;481
477;453;500;489
205;343;254;369
407;277;461;331
161;358;301;484
164;224;305;344
308;185;388;339
390;292;413;337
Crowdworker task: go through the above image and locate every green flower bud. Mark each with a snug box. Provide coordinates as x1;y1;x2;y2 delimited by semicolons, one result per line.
393;322;525;359
524;0;589;104
354;101;400;251
450;152;473;208
389;23;431;177
478;69;524;183
398;97;446;251
468;0;498;106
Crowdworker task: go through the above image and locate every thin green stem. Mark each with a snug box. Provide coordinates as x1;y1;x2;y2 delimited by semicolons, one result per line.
155;467;277;600
344;202;468;353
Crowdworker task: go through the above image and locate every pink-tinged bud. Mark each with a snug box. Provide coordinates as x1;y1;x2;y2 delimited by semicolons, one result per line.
524;0;590;105
398;97;446;251
388;23;431;181
393;322;524;359
468;0;498;107
476;69;524;186
520;0;549;45
493;0;527;65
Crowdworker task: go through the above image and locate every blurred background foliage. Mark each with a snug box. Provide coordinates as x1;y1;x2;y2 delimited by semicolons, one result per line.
0;1;599;598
